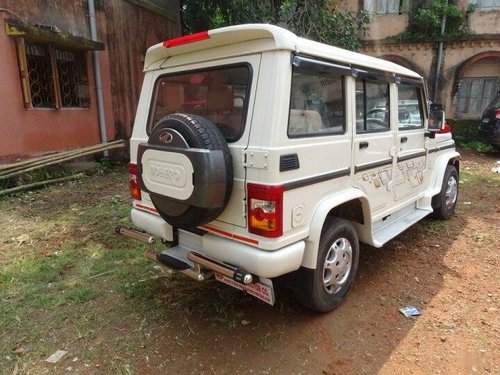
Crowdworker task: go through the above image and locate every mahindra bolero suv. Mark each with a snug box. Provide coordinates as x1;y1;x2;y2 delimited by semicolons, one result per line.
117;24;460;312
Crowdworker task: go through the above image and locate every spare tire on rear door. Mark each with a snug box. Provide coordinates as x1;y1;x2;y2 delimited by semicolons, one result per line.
137;113;233;229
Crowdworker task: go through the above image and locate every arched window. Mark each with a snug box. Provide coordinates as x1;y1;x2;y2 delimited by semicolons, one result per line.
455;56;500;118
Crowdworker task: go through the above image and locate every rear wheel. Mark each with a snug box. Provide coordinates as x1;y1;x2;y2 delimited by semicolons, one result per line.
293;217;359;312
432;165;458;220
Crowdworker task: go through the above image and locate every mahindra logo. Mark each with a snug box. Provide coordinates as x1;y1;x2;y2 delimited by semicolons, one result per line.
159;132;173;144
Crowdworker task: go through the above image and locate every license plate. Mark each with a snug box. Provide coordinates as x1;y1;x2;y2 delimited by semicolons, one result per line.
214;273;275;305
482;118;490;123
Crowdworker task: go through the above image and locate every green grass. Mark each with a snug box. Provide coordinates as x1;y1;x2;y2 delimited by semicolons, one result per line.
420;219;449;235
446;119;496;152
0;166;157;371
4;159;494;372
0;165;258;372
455;139;494;152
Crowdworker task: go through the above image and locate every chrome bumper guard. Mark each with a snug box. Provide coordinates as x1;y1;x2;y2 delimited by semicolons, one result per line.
116;225;253;285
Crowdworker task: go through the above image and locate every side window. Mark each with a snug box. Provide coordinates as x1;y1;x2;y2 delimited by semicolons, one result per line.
398;84;424;129
288;66;345;137
356;79;390;133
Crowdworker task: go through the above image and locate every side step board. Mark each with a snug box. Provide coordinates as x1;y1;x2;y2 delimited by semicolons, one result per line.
372;207;431;247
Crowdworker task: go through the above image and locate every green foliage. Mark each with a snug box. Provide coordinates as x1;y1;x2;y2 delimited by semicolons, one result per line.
397;0;471;42
180;0;371;50
456;139;494;152
447;119;494;152
421;219;448;235
94;157;112;174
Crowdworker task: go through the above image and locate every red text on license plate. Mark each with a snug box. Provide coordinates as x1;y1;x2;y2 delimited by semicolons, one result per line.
214;273;275;305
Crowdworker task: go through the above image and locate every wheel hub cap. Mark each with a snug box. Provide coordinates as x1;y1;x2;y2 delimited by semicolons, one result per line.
445;176;458;209
323;238;352;295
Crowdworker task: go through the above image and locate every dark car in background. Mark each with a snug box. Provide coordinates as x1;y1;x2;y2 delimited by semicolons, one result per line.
478;92;500;149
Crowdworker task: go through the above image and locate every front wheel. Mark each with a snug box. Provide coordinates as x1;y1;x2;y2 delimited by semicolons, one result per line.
293;217;359;312
432;165;458;220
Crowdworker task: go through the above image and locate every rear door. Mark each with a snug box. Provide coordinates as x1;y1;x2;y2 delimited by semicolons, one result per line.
145;55;262;228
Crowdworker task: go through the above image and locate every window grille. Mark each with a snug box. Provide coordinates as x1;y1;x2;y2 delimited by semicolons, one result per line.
55;49;90;108
17;39;90;109
26;43;55;108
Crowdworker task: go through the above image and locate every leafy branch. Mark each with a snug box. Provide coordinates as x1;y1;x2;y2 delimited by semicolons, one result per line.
180;0;371;51
395;0;472;42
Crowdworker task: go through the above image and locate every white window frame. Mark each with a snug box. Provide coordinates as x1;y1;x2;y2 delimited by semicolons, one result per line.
456;77;500;118
363;0;409;15
469;0;500;10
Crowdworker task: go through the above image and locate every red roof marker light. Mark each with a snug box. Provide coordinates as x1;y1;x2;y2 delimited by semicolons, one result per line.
163;31;210;48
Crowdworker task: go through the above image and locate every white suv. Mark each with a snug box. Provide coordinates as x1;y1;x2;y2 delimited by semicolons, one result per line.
118;24;460;312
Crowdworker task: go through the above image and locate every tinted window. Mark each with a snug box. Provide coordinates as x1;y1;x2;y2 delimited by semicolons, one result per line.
288;65;345;137
149;65;251;141
356;79;390;133
398;84;424;129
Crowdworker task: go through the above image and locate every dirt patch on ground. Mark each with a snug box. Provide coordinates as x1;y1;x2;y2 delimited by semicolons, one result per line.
1;149;499;374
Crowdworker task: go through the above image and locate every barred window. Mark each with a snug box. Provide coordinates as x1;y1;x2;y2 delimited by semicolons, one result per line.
17;39;90;109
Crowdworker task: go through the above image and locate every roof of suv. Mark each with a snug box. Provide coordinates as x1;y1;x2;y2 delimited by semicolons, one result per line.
144;24;422;79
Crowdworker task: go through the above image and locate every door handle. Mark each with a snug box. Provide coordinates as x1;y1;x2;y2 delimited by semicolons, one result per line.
400;137;408;144
359;141;369;149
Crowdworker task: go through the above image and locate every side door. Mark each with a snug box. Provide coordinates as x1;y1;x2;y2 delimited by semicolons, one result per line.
392;81;428;201
352;76;397;217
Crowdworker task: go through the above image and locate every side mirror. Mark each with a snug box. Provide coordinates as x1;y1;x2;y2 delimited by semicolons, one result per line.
428;109;445;131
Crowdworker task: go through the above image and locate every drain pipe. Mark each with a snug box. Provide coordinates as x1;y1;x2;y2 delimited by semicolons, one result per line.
88;0;108;156
433;0;448;102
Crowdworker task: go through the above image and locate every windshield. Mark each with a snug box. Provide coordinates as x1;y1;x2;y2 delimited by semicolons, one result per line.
149;64;251;142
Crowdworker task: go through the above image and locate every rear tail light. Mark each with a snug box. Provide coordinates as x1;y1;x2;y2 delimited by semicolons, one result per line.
247;183;284;238
436;122;452;134
129;163;142;201
495;109;500;119
163;31;210;48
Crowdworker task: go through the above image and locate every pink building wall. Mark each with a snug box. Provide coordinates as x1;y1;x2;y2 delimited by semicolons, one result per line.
0;0;180;162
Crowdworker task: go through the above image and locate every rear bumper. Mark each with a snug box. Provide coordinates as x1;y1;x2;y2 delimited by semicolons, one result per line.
167;229;305;278
201;233;305;278
131;208;173;241
478;124;500;146
131;208;305;278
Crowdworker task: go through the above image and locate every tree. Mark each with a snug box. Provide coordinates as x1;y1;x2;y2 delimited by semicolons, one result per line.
397;0;471;41
180;0;370;51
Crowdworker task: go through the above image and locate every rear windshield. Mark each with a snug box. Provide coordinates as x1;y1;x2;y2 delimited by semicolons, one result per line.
148;64;251;142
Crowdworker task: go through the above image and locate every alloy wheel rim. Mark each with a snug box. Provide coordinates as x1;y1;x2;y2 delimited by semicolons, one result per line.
322;237;352;295
445;176;458;209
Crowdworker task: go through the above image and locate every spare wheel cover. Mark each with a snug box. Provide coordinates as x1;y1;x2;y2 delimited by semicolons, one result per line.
139;113;233;229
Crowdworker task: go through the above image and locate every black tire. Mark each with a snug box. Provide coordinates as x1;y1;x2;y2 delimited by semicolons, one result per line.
146;113;233;229
432;165;458;220
293;217;359;312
